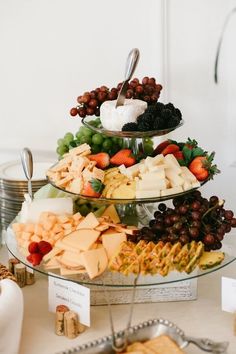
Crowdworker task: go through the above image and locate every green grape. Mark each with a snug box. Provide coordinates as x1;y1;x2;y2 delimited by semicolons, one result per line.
83;127;93;137
143;144;154;155
92;133;103;145
91;144;101;154
69;141;77;149
88;120;97;127
56;145;68;156
94;118;101;126
111;137;119;144
102;139;112;151
64;132;74;145
75;131;83;140
118;138;124;148
57;138;64;146
80;135;92;145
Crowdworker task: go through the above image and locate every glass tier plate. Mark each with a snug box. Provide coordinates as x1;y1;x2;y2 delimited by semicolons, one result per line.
6;225;236;288
47;177;208;205
82;116;184;138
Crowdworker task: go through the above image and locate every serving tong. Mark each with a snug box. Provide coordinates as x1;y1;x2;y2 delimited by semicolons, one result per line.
20;148;33;200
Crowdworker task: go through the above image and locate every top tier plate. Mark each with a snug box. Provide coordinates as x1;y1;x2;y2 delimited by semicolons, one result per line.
82;116;184;138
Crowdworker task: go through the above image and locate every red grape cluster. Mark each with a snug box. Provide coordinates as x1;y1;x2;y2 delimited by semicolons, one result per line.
70;77;162;118
135;191;236;251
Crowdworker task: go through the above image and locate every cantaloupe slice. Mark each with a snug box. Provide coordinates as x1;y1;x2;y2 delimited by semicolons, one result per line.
102;233;127;259
80;247;108;279
76;212;99;230
62;229;101;251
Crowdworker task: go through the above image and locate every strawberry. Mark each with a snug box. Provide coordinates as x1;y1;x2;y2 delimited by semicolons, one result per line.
161;144;180;156
173;151;184;160
89;152;110;169
28;241;39;254
82;178;104;197
38;241;52;255
189;153;220;181
153;140;170;156
27;253;43;266
110;149;136;167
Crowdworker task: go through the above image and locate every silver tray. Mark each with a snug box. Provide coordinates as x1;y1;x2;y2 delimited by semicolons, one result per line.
56;318;228;354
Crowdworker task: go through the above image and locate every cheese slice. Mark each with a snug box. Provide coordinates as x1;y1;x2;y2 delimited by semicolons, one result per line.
141;170;165;180
136;190;161;198
102;233;127;259
180;166;197;182
59;251;84;268
76;212;100;229
165;169;184;186
160;186;183;196
43;247;62;262
55;239;82;253
62;229;101;251
102;204;120;224
81;247;108;279
43;256;61;269
136;179;166;190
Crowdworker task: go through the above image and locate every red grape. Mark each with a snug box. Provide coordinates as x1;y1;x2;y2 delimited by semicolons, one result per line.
70;107;78;117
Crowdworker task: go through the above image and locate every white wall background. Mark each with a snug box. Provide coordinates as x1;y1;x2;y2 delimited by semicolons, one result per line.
1;0;236;207
0;0;164;161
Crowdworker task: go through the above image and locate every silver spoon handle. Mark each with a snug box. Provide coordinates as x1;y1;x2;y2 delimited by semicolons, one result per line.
124;48;140;81
185;336;229;353
21;148;33;200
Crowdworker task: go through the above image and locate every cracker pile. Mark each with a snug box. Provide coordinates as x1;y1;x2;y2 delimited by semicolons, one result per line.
0;263;17;282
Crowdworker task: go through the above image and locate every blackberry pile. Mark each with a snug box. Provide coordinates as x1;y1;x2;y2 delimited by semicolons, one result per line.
122;102;182;132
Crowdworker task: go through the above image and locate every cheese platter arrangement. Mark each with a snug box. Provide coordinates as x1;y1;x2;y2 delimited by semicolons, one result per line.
5;47;236;308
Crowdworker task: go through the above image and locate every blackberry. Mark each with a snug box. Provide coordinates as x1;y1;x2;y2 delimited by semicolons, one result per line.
167;116;180;128
161;108;172;119
146;104;159;115
122;122;138;131
137;113;154;131
165;103;175;111
175;108;182;119
153;117;164;130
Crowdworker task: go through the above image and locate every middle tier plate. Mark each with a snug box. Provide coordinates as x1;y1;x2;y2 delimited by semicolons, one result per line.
48;177;208;204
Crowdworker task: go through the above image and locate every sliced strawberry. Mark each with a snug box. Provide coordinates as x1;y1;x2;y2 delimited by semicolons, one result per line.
110;149;136;167
28;253;43;266
28;241;39;254
153;140;170;156
161;144;180;156
89;152;110;169
82;178;104;197
38;241;52;255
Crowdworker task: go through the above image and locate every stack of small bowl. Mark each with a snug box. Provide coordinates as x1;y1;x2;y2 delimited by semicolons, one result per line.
0;160;52;231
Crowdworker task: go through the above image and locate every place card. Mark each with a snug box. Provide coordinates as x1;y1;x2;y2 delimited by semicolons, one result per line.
48;276;90;326
221;276;236;313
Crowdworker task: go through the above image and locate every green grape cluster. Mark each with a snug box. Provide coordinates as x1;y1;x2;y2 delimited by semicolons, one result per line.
56;118;124;157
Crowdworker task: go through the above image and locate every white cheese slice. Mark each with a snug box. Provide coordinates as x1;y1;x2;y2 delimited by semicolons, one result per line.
62;229;101;251
136;179;166;191
102;233;127;259
136;190;161;198
141;170;165;180
183;180;192;191
81;247;108;279
164;155;182;174
59;251;84;268
165;169;185;186
161;186;183;196
164;154;180;167
191;180;201;188
43;247;62;262
180;166;197;182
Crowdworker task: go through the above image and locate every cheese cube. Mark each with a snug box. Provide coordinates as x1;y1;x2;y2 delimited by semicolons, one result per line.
164;155;181;174
136;179;166;191
141;170;165;180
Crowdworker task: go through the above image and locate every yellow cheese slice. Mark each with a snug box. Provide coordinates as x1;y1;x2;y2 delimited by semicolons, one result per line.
81;247;108;279
43;256;61;270
55;239;81;252
43;247;62;262
102;205;120;224
76;212;100;229
62;229;101;251
102;233;127;259
60;267;86;276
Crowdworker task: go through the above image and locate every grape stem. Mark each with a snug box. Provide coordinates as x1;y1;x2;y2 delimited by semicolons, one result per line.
202;199;225;228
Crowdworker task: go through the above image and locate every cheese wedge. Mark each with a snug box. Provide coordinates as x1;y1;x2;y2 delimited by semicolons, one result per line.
102;233;127;259
102;204;120;224
55;239;82;253
59;251;84;268
76;212;99;229
81;247;108;279
43;247;62;262
62;229;101;251
60;267;86;276
180;166;197;182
